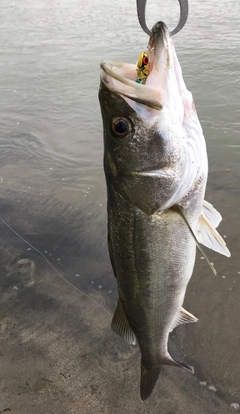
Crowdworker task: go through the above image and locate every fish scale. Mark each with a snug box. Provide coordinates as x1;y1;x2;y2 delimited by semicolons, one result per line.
108;184;196;351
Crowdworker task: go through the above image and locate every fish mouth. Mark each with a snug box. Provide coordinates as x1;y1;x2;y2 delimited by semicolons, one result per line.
100;22;172;112
100;61;163;111
148;22;170;71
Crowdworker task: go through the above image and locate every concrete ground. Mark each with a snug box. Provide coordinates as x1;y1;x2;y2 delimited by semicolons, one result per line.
0;176;239;414
0;238;238;414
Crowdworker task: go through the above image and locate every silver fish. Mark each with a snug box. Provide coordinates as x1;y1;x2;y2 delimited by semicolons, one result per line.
98;21;230;400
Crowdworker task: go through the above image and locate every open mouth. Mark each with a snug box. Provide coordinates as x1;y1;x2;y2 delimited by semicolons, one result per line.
100;22;171;111
100;61;162;110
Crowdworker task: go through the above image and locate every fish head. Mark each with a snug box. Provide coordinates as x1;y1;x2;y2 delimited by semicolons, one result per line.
99;22;208;215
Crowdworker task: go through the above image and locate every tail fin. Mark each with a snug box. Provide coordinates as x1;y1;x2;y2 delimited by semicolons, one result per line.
140;361;161;401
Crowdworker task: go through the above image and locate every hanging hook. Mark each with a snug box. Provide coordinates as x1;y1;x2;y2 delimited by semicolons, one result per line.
136;0;189;36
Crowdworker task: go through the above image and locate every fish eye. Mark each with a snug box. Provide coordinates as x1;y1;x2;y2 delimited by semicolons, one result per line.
111;117;132;139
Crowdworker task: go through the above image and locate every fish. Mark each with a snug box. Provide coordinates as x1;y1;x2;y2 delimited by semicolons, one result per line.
98;21;230;401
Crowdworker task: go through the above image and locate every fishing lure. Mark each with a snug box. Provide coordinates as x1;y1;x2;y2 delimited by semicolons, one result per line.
136;51;149;84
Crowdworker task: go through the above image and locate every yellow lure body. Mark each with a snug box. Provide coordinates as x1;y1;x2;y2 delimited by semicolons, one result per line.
136;52;150;84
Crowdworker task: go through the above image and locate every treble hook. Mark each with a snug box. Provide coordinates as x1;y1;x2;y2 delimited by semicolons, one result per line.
136;0;189;36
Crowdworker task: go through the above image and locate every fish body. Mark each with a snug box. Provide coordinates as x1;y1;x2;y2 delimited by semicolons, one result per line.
99;22;230;400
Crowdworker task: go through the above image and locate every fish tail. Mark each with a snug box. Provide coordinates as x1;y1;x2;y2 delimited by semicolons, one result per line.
140;361;161;401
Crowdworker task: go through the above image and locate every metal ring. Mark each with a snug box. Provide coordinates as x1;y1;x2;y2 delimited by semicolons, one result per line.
136;0;189;36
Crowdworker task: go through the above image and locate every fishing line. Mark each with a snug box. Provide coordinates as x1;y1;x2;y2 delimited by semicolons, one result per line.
0;215;111;317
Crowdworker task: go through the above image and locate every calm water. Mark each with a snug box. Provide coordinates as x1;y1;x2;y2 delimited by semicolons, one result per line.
0;0;240;412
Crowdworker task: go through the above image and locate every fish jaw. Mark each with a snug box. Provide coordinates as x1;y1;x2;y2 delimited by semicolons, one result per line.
100;60;163;114
100;22;184;122
146;21;184;119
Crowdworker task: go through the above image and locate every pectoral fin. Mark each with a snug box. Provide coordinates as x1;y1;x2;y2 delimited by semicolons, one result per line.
171;307;198;331
196;213;231;257
111;300;137;346
203;200;222;228
173;205;217;275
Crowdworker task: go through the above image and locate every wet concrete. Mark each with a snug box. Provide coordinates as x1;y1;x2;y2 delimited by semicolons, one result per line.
0;183;239;414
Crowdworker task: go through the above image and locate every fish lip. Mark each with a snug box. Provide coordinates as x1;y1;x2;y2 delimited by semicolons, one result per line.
100;23;170;111
100;61;135;87
147;21;171;74
100;61;163;111
151;21;169;44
